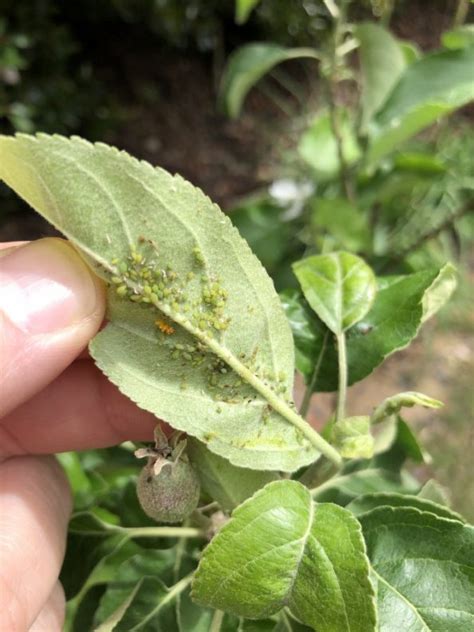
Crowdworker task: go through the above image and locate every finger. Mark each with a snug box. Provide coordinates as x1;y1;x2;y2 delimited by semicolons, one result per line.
0;359;158;456
0;456;72;632
0;238;106;417
28;582;65;632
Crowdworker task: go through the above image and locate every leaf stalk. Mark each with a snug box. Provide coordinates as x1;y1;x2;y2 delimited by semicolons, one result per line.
336;331;348;422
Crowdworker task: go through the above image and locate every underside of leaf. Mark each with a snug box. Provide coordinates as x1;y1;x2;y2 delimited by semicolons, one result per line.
0;133;326;471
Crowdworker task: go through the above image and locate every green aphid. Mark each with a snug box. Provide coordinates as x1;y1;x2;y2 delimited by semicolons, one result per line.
116;285;128;297
111;276;122;285
192;247;205;267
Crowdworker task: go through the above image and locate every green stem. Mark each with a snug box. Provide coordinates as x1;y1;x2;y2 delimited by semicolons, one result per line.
146;298;342;467
336;331;347;422
107;525;204;539
299;331;329;418
204;329;342;466
210;610;225;632
324;0;355;203
173;522;189;583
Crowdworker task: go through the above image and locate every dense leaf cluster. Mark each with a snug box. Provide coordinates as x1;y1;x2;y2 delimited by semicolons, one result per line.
1;132;472;631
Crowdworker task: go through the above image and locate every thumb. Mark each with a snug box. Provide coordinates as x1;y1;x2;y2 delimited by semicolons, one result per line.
0;238;105;417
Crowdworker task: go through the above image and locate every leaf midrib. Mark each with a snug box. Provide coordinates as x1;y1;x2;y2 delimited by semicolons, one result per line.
38;141;295;432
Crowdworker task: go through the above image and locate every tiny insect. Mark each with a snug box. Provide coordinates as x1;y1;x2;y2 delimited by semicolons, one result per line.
155;319;175;335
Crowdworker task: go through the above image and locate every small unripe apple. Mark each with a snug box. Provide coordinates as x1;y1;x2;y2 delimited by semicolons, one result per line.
137;458;200;523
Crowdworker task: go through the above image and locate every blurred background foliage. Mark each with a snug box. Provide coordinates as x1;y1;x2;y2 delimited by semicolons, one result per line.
0;0;473;518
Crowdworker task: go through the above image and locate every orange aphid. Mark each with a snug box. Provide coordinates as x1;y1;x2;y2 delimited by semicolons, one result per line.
155;319;175;335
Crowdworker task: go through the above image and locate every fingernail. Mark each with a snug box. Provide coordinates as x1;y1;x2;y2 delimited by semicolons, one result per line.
0;238;101;334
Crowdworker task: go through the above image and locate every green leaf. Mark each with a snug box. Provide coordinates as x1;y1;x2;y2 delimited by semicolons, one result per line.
65;537;144;628
310;197;370;252
356;23;407;129
235;0;261;24
418;479;452;507
371;391;443;425
368;47;474;162
346;492;465;522
192;480;376;631
293;252;377;335
312;468;419;505
0;133;328;472
391;417;429;464
367;103;453;164
94;554;189;631
230;199;294;272
421;260;457;322
187;438;279;512
332;416;374;459
442;25;474;50
360;507;474;631
219;43;318;118
298;110;361;178
282;263;456;391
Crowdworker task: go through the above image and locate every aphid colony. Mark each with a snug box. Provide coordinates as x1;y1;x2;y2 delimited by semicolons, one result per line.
110;241;230;336
109;240;291;407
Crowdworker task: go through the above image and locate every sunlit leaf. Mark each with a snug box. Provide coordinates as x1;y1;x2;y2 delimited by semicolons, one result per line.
356;23;407;129
368;47;474;162
0;133;324;472
219;43;318;118
192;480;376;631
292;252;377;335
282;263;456;391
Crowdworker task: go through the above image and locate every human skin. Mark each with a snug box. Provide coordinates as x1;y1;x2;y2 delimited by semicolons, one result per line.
0;238;157;631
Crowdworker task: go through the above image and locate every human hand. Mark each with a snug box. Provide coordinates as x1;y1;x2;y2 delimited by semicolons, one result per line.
0;238;157;631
